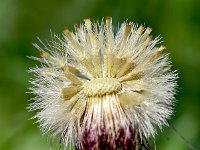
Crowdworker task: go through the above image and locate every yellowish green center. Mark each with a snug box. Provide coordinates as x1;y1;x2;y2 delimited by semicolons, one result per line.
83;78;122;97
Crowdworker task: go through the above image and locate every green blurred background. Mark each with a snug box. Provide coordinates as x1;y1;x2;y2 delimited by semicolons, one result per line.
0;0;200;149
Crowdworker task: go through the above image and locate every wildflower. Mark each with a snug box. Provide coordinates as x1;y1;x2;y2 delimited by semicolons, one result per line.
29;17;177;150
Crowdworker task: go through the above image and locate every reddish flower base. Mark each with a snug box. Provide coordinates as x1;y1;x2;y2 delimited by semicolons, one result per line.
79;127;151;150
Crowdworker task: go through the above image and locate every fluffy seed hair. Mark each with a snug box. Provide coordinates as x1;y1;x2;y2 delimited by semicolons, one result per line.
28;17;177;150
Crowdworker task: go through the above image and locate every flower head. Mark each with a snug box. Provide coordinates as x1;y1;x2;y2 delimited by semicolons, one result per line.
29;17;177;150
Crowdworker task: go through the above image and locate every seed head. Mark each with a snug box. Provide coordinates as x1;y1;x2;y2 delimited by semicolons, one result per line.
29;17;177;150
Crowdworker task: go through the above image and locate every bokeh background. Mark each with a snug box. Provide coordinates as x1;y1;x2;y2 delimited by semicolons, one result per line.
0;0;200;149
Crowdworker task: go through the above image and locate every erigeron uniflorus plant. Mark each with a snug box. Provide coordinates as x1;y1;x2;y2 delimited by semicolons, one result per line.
29;17;177;150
